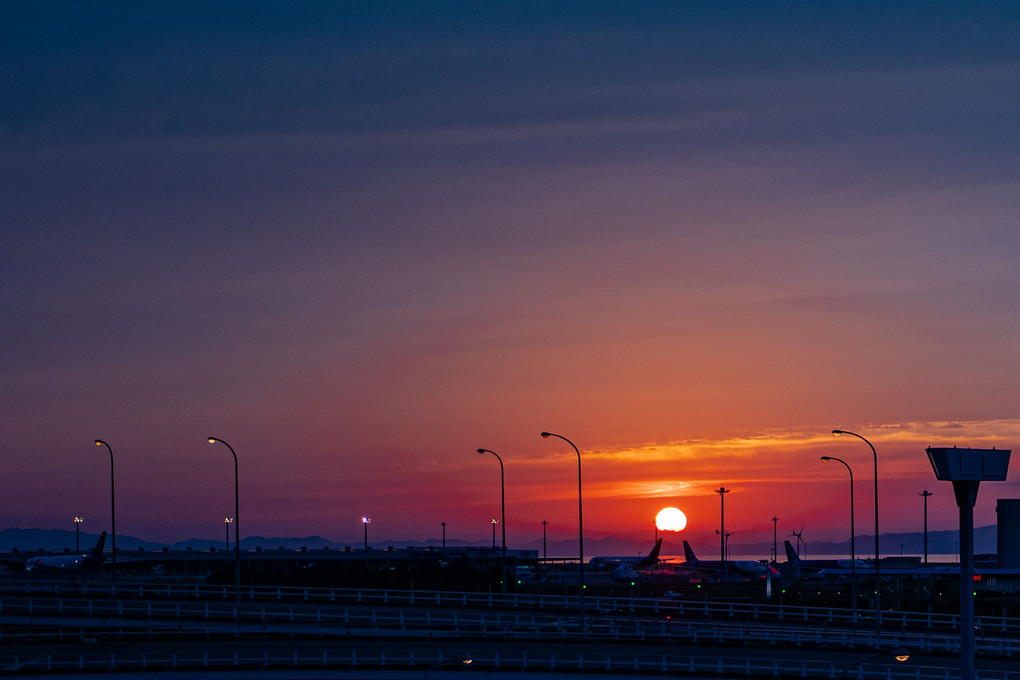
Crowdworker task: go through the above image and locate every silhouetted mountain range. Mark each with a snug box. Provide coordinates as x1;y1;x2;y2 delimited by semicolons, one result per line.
0;526;997;557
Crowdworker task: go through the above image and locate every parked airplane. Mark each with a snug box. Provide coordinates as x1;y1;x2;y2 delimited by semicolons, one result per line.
779;539;869;574
682;540;775;580
25;532;106;571
588;539;667;582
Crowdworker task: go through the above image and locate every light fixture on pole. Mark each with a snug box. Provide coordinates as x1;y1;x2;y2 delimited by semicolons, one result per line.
74;516;84;553
224;517;233;552
541;431;585;629
832;429;881;634
714;487;729;580
93;440;116;583
477;448;507;595
919;490;934;563
771;516;778;563
822;455;857;620
207;436;241;627
927;446;1010;680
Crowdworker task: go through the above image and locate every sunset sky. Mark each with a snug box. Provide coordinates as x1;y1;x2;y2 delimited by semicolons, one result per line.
3;2;1019;552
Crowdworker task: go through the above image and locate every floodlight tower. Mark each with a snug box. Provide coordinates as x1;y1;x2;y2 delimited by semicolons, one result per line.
926;447;1011;680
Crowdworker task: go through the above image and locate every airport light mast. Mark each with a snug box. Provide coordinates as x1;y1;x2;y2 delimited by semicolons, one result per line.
94;440;116;583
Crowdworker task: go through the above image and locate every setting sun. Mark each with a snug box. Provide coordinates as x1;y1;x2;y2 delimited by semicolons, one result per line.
655;507;688;532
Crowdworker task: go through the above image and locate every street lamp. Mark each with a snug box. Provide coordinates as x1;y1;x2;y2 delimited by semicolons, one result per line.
771;516;778;563
93;440;116;582
715;487;729;580
207;437;241;622
926;446;1011;680
74;516;84;552
919;490;934;563
224;517;233;552
477;448;507;595
540;431;584;628
832;429;881;632
822;455;857;620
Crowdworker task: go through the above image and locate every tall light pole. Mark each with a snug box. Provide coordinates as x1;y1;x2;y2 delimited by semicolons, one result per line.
540;431;584;628
93;440;116;582
927;446;1011;680
477;448;507;595
207;437;240;622
832;429;880;633
491;518;498;548
715;487;729;580
362;516;370;552
822;455;857;620
919;490;933;563
441;521;447;549
541;520;548;560
771;516;778;563
224;517;233;552
74;516;84;552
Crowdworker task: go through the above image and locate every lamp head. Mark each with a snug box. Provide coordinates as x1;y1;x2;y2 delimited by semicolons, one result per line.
832;429;845;436
540;432;551;438
362;516;370;524
893;650;910;662
477;448;486;454
207;437;217;444
94;440;103;446
821;456;831;462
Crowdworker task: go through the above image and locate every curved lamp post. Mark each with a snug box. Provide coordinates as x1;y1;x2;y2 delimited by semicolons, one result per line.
832;429;881;633
822;455;857;619
477;448;507;595
93;440;116;582
207;437;241;623
837;649;909;679
540;431;584;628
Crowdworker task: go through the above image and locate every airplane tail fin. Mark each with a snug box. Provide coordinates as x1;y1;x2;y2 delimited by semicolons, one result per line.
82;531;108;568
638;538;663;568
682;540;697;563
92;531;107;555
784;539;799;563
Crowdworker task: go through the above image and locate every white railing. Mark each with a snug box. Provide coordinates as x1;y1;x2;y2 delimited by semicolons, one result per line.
6;579;1015;636
1;595;1017;657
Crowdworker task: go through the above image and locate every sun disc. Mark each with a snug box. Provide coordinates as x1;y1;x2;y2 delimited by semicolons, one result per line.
655;507;687;532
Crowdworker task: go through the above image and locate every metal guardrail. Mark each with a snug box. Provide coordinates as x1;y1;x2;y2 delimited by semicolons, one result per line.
2;595;1018;657
4;579;1020;635
3;649;1016;679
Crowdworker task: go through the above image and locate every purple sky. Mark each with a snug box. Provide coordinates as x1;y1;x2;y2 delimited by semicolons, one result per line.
2;2;1019;549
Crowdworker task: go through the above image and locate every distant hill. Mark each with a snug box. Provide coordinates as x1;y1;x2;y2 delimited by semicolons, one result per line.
0;526;997;557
